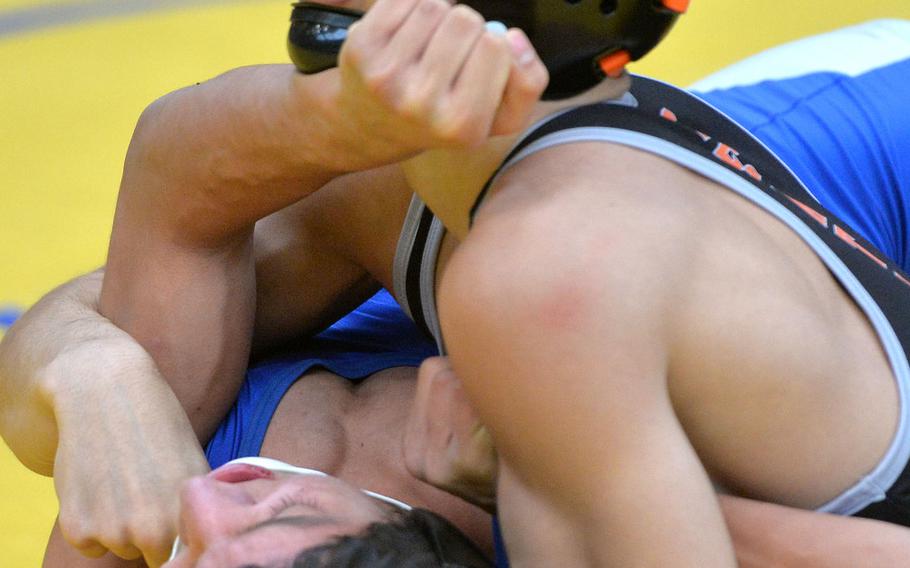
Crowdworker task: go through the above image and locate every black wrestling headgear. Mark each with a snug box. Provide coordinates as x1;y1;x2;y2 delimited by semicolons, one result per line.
288;0;688;99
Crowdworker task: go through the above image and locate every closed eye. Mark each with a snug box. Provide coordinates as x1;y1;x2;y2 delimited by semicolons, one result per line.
269;495;298;515
267;491;325;516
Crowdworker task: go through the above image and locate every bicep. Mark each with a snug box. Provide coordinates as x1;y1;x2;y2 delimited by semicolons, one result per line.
100;214;256;442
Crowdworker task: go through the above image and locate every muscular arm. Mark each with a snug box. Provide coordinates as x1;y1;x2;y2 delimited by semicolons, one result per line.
0;158;410;567
494;467;910;567
99;65;355;441
4;8;545;562
0;271;208;567
720;496;910;567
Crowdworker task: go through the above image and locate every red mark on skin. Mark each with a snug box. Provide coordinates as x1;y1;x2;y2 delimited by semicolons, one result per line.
532;279;593;334
210;463;274;483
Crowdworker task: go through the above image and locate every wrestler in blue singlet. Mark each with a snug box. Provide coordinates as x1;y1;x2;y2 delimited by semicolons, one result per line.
205;288;437;468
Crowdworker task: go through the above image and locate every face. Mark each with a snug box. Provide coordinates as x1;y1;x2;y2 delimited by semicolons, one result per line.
164;459;402;568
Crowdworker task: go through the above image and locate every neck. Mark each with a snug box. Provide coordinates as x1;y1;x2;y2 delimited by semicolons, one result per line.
402;76;631;238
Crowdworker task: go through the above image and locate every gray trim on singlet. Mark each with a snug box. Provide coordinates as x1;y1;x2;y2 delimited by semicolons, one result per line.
484;126;910;516
421;216;447;353
390;97;641;346
392;194;426;322
391;193;447;351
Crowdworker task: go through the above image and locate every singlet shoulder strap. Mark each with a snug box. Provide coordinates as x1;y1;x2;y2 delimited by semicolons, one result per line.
392;194;446;348
469;74;818;222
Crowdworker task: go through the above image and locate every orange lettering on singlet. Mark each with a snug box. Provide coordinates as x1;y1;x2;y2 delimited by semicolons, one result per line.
785;196;829;227
742;164;763;182
834;225;889;269
893;271;910;289
660;107;678;122
713;143;744;169
713;143;763;181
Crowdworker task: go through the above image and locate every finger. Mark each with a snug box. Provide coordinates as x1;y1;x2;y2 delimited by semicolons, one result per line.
107;543;144;561
490;28;550;136
356;0;422;40
144;546;172;568
382;0;450;66
442;26;514;144
416;5;486;98
136;532;177;568
58;516;109;559
73;541;109;559
341;0;421;69
416;356;450;400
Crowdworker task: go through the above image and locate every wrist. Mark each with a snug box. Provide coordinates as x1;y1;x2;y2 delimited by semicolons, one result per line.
41;337;162;414
288;69;370;174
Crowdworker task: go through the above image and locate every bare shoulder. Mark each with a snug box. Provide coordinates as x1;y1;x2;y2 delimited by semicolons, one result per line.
467;142;713;294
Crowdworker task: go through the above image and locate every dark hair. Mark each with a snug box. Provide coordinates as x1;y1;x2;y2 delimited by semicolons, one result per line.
287;508;493;568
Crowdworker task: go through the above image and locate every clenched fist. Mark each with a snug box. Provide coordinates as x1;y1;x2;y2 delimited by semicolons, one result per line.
323;0;548;170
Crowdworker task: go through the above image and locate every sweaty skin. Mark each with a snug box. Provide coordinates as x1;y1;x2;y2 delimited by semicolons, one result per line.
3;0;910;565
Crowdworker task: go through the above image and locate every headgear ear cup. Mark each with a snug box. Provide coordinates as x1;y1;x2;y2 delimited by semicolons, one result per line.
288;2;364;75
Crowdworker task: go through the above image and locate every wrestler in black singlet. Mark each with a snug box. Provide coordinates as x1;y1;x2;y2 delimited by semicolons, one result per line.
393;74;910;527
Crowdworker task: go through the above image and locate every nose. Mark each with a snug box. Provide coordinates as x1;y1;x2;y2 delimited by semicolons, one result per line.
178;475;258;554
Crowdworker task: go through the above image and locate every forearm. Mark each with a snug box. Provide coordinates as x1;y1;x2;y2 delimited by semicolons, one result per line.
126;65;366;246
100;65;371;438
0;271;201;476
0;271;108;474
721;495;910;567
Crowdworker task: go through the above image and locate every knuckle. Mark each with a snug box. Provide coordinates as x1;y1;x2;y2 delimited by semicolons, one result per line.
397;83;434;118
58;515;94;547
131;530;170;558
339;28;367;65
61;525;92;549
435;111;483;146
361;64;398;99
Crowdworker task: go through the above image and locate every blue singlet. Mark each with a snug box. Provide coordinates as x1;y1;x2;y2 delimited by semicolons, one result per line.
205;288;437;468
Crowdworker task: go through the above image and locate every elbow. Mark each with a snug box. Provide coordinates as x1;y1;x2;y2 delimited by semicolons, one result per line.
124;95;170;175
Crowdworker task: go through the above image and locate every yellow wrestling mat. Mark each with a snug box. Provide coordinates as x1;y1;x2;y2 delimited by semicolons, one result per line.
1;0;909;564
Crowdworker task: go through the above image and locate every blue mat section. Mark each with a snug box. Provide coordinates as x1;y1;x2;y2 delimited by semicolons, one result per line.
0;307;22;330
